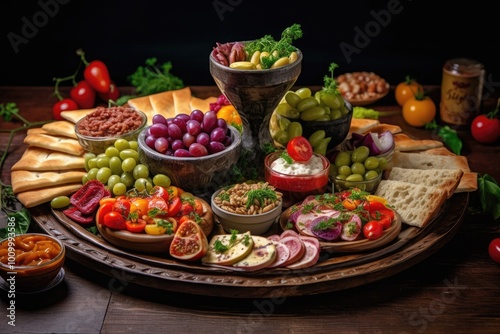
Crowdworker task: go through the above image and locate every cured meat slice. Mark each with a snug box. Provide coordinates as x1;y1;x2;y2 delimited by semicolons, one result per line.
279;235;305;267
280;229;300;239
286;238;320;269
267;240;291;268
267;234;282;242
294;209;337;237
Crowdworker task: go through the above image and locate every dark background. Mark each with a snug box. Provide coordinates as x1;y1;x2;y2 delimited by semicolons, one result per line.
1;0;499;90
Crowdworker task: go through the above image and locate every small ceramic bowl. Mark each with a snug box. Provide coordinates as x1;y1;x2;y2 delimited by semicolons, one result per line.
211;184;283;235
332;171;383;194
75;107;147;154
0;233;65;292
137;125;242;195
264;152;330;208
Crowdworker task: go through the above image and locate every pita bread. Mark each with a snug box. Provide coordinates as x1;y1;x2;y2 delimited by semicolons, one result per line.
60;108;95;124
393;133;444;151
149;90;175;119
16;183;82;208
27;128;47;135
23;133;85;156
367;123;402;135
11;170;86;193
349;118;380;134
190;96;217;112
11;146;85;171
127;95;155;124
173;87;193;115
42;120;77;139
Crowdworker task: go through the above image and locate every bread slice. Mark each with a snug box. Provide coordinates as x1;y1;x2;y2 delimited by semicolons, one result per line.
172;87;192;115
393;133;444;151
11;170;86;193
386;167;463;199
16;183;82;208
374;180;447;228
23;133;85;156
349;118;380;134
391;151;470;172
11;146;85;171
60;108;95;123
42;120;77;139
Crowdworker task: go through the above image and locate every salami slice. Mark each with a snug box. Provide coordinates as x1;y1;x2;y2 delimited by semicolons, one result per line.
267;240;290;268
286;238;320;269
267;234;282;242
279;235;305;267
280;229;300;239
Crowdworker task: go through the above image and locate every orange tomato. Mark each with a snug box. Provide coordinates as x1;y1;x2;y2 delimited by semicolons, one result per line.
402;96;436;127
395;76;423;107
130;198;150;217
216;105;243;132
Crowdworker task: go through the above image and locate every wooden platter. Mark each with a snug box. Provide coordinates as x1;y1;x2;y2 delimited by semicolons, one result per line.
29;191;468;298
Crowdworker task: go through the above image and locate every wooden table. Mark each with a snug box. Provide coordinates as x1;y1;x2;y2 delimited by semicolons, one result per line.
1;86;499;333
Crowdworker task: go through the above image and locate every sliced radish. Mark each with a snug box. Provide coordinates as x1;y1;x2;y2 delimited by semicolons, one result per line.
280;229;300;239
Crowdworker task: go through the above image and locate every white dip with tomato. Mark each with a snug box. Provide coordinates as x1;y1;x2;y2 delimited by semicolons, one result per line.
271;155;324;175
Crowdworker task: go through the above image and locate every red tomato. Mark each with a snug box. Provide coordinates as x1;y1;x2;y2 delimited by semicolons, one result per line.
471;114;500;144
488;238;500;264
368;201;394;230
113;198;131;217
363;220;384;240
130;198;149;218
125;219;147;233
52;98;78;120
193;199;204;216
147;196;169;217
180;200;194;216
167;197;182;217
70;80;96;109
99;81;120;102
96;201;115;226
287;136;313;161
84;60;111;94
103;211;126;230
169;220;208;261
150;186;170;202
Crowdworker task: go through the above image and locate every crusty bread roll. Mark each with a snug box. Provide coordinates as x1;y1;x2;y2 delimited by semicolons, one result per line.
374;180;447;228
386;167;463;199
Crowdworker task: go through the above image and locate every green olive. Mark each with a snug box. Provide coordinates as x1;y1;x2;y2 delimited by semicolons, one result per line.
285;92;301;108
351;146;370;163
301;106;326;121
334;151;352;169
308;130;326;148
50;196;70;209
295;87;312;99
351;162;366;175
346;174;364;182
287;121;303;139
364;156;380;170
297;97;319;112
365;170;379;180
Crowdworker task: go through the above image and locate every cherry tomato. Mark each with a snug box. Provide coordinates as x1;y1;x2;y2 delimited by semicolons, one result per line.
70;80;96;109
287;136;313;161
167;197;182;217
113;198;131;217
180;200;194;216
193;199;204;216
471;114;500;144
150;185;170;202
147;196;169;217
84;60;111;94
488;238;500;264
402;95;436;127
169;219;208;261
96;200;115;226
99;81;120;102
130;198;149;218
363;220;384;240
144;217;176;235
103;211;126;230
395;76;423;107
125;219;147;233
52;98;78;120
167;186;183;198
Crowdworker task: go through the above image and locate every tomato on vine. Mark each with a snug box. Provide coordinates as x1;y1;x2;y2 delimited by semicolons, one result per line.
77;49;111;94
52;98;78;120
70;80;96;109
395;75;423;107
471;98;500;144
402;89;436;127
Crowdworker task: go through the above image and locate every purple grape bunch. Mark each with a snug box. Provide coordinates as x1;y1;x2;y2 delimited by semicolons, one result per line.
145;110;232;157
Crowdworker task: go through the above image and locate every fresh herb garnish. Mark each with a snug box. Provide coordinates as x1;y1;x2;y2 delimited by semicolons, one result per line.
245;24;303;69
246;188;277;208
321;62;341;96
280;151;293;164
478;174;500;220
313;217;341;231
425;120;463;155
116;57;184;105
213;229;251;253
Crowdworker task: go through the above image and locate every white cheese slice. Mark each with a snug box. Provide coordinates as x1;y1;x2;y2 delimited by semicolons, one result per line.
233;236;277;271
201;231;254;265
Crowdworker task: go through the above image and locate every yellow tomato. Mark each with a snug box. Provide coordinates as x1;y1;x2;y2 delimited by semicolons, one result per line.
144;218;177;235
395;76;423;107
402;96;436;127
216;105;243;132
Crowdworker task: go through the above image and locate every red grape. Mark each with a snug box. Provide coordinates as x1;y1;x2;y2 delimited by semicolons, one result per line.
167;123;183;140
196;132;210;147
186;119;202;136
172;117;187;132
149;123;169;137
190;109;204;123
174;148;192;157
189;143;208;157
203;110;217;132
208;141;225;154
154;137;169;153
171;139;185;151
152;114;167;125
182;132;196;147
210;127;227;142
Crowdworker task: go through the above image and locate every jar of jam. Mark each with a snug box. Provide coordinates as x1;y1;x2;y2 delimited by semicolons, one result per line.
440;58;484;130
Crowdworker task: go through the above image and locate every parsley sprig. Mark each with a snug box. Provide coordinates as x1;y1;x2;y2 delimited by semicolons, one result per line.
213;229;251;253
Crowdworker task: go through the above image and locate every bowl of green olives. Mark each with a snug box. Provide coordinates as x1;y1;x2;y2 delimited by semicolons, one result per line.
330;145;388;193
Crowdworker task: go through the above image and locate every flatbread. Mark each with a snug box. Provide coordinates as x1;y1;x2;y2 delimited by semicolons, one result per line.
127;95;155;124
172;87;193;115
16;183;82;208
23;133;85;156
367;123;403;135
11;146;85;171
60;108;95;124
11;170;86;193
42;120;77;139
190;96;217;112
148;90;175;119
349;118;380;134
393;133;444;151
27;128;47;135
